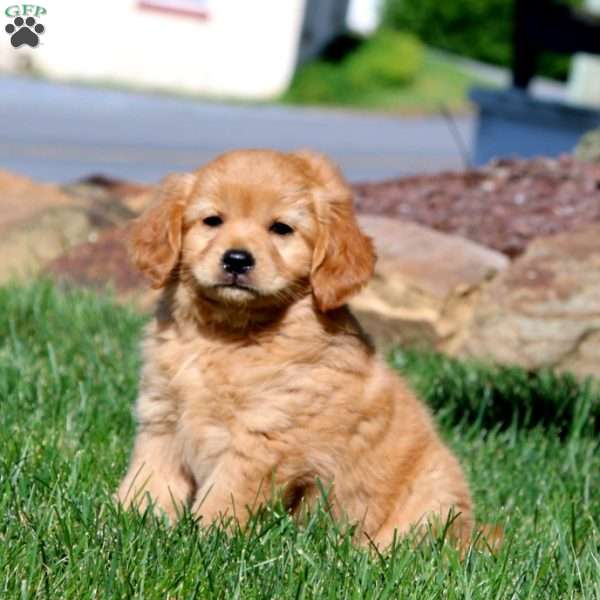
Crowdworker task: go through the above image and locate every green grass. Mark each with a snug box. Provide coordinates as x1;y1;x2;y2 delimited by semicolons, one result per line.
283;51;490;114
1;281;599;599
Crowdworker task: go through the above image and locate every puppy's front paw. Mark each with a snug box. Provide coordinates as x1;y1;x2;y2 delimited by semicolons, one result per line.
115;479;185;524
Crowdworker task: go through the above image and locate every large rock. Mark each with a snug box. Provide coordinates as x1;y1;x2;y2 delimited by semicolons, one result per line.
0;170;73;233
1;206;99;280
455;223;600;378
0;171;137;282
45;226;157;309
351;216;509;352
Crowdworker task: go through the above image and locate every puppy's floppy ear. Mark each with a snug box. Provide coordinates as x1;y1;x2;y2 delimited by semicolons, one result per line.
293;151;376;312
129;172;195;288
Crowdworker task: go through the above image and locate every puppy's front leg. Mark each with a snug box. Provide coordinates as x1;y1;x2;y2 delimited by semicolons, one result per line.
116;429;194;522
191;451;275;528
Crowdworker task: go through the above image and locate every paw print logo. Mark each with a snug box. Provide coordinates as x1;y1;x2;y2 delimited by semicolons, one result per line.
5;16;45;48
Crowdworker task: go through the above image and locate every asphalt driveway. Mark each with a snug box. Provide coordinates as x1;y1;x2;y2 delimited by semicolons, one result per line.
0;75;474;183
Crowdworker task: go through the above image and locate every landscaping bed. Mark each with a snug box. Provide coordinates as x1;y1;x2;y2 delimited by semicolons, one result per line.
4;155;600;377
354;155;600;258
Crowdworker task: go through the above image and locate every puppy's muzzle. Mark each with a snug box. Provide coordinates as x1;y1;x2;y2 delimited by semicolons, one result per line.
222;249;255;275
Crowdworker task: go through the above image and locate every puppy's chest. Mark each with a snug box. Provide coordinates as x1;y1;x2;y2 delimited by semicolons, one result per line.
163;338;326;428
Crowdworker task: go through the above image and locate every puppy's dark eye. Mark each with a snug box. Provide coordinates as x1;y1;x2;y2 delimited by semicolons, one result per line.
203;215;223;227
269;221;294;236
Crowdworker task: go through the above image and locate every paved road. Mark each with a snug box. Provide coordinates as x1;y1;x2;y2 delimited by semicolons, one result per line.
0;75;474;184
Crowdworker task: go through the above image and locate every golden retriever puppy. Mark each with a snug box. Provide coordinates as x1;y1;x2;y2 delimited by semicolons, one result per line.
116;149;474;548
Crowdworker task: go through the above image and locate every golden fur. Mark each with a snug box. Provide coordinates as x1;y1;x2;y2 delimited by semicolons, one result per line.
116;149;474;547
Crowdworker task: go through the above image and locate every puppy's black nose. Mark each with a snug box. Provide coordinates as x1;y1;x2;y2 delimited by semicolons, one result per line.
222;249;255;274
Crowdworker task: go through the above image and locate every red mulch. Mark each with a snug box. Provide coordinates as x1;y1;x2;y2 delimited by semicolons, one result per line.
353;156;600;257
45;156;600;298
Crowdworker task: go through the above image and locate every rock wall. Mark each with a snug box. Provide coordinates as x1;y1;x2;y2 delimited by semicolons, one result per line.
3;157;600;379
455;224;600;378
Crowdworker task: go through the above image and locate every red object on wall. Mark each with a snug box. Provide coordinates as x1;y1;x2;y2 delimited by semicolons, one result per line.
138;0;210;20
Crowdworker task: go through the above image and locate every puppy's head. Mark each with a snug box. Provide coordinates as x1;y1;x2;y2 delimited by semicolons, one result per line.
130;149;375;315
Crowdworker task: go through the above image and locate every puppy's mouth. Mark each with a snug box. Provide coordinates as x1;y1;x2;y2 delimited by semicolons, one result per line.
213;274;259;296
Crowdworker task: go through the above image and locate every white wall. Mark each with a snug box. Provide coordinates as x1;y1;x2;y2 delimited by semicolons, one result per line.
0;0;306;99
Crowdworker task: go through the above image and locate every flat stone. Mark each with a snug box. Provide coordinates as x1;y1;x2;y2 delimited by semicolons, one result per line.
0;171;137;282
454;223;600;378
351;216;509;352
0;170;74;236
0;206;97;280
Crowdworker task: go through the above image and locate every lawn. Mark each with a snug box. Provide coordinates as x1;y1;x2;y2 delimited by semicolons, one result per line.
1;281;599;599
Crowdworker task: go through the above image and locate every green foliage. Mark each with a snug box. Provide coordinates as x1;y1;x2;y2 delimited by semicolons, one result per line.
383;0;512;67
282;61;349;105
1;281;599;598
382;0;580;80
344;30;424;91
284;30;424;106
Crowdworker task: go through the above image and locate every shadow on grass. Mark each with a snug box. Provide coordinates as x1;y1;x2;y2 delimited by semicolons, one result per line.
390;348;599;438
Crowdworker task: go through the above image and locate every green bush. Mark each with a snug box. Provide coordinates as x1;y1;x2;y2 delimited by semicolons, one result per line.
344;30;424;91
382;0;581;80
284;30;424;105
